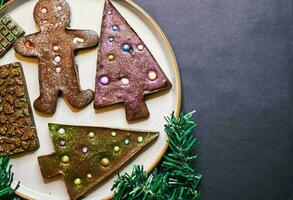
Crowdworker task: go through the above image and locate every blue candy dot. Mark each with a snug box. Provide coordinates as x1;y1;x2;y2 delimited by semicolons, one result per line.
122;44;131;52
124;139;130;145
108;37;114;42
112;25;119;32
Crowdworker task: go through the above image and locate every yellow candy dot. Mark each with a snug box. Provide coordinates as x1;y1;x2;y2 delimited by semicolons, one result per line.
101;158;110;166
108;54;115;61
111;132;117;137
114;146;120;153
137;136;144;143
74;178;81;186
61;155;69;163
88;132;95;138
53;45;60;52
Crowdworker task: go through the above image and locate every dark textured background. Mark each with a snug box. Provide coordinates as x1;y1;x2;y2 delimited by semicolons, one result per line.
134;0;293;200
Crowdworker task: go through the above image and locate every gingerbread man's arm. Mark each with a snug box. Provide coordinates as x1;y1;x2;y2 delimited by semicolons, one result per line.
68;30;99;50
13;34;40;57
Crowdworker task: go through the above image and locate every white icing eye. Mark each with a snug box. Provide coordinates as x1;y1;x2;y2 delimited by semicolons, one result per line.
57;6;62;11
41;8;47;14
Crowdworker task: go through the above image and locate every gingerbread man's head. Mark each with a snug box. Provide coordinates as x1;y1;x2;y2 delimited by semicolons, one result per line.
34;0;71;30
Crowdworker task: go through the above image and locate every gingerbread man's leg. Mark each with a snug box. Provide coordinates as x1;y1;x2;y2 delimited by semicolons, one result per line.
34;67;59;114
62;67;94;108
34;91;58;114
63;88;93;108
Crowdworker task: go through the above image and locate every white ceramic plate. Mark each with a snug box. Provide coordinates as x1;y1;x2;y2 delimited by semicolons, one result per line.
0;0;181;199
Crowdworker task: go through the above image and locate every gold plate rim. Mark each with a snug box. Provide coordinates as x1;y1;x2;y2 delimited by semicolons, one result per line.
16;0;181;199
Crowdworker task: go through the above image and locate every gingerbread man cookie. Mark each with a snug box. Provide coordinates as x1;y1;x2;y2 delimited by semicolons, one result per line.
14;0;99;114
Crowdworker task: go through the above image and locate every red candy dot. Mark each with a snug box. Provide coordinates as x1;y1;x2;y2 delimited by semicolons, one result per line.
25;41;34;49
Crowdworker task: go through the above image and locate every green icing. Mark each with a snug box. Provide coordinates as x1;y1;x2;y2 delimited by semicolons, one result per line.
39;124;158;200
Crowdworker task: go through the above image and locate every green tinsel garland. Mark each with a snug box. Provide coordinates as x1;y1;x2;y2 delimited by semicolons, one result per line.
0;156;20;200
0;0;10;7
112;112;202;200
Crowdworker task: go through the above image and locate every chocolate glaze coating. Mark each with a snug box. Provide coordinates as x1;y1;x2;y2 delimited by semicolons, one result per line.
94;0;172;121
13;0;99;114
38;123;158;200
0;62;39;156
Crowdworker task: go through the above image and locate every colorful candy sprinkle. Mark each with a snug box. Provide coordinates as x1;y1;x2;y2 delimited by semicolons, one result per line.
54;56;61;63
100;76;109;85
137;44;144;51
59;140;66;146
82;147;88;154
101;158;110;166
122;44;131;52
124;139;130;145
74;178;81;186
53;45;60;52
87;174;92;179
112;25;119;32
41;8;47;14
148;71;157;81
58;128;65;135
25;41;33;49
88;132;95;138
108;54;115;61
55;67;61;73
61;155;70;163
137;136;144;143
121;78;129;85
114;146;120;153
111;132;117;137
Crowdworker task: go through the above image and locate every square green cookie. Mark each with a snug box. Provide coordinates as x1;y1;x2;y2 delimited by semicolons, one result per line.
1;16;10;25
1;38;9;47
0;15;25;57
6;22;15;30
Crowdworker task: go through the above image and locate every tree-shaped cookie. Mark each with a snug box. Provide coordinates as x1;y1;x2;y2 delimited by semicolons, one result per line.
38;123;158;200
94;0;172;121
13;0;99;114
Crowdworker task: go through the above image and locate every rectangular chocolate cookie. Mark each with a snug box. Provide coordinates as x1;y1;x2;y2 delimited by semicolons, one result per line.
0;62;39;156
0;15;24;57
